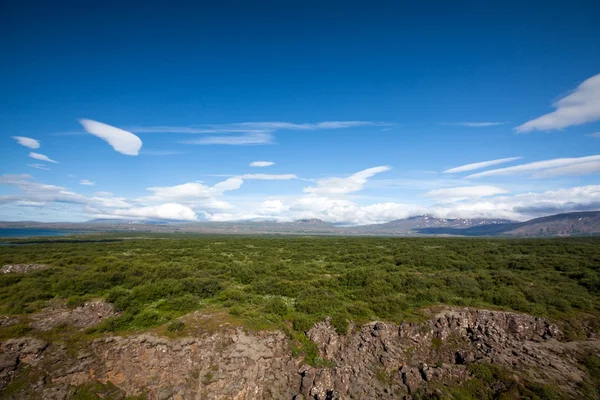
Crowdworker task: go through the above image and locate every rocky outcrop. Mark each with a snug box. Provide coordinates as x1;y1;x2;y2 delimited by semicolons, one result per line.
29;300;117;331
1;264;50;274
1;307;599;399
298;307;594;398
0;337;48;389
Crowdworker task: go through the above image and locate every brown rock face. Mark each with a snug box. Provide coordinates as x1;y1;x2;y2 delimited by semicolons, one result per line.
1;307;599;399
87;329;300;399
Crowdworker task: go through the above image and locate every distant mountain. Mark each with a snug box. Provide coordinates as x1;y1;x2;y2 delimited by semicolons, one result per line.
3;211;599;237
293;219;328;225
354;215;515;234
414;211;600;237
502;211;600;237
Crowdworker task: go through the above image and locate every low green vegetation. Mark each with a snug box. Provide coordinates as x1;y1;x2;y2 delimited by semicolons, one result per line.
1;235;599;344
415;363;566;399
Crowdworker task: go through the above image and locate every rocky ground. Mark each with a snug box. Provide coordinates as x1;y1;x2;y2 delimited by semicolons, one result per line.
0;264;51;274
0;306;599;399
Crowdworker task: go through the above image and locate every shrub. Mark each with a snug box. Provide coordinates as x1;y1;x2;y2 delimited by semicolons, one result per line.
263;297;288;316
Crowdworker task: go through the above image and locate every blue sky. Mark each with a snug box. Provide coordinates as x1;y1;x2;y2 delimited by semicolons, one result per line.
1;1;599;223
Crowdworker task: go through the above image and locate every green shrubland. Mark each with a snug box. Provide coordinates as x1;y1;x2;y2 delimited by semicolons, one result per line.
0;235;598;338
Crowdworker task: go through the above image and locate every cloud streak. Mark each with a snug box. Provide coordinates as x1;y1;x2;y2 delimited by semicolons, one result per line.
444;157;522;174
426;185;509;199
29;152;58;163
466;154;600;178
250;161;275;167
27;164;50;171
132;121;388;134
179;133;273;145
441;122;505;127
515;73;600;132
79;119;143;155
80;180;96;186
12;136;40;149
241;174;297;180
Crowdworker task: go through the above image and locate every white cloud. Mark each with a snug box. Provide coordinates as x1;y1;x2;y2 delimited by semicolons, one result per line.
15;200;45;207
132;121;387;134
532;160;600;178
130;127;268;134
250;161;275;167
515;73;600;132
179;133;273;145
80;180;96;186
12;136;40;149
466;154;600;178
231;121;386;130
444;157;522;174
304;166;391;195
27;164;50;171
441;122;505;127
29;152;58;163
79;119;143;155
426;185;509;199
206;184;600;225
145;177;243;204
140;150;183;156
107;203;197;221
587;132;600;138
90;196;132;208
211;177;244;194
241;174;297;180
0;174;87;205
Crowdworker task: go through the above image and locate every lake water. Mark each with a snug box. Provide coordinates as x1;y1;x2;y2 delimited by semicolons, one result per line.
0;228;80;238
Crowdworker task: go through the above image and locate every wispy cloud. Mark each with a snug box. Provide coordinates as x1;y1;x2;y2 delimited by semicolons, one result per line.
179;133;273;145
587;132;600;138
131;126;266;134
515;73;600;132
532;160;600;178
27;163;50;171
12;136;40;149
304;166;391;195
79;119;143;155
139;150;183;156
250;161;275;167
444;157;522;174
29;152;58;163
426;185;508;199
231;121;387;130
132;121;388;134
466;154;600;178
80;180;96;186
241;174;297;180
441;122;505;127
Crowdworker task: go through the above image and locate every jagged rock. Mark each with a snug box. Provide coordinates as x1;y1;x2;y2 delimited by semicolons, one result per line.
402;368;421;393
0;337;49;390
1;307;599;399
455;349;475;364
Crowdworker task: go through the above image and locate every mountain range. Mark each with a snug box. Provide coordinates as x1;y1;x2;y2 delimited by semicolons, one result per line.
1;211;599;237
